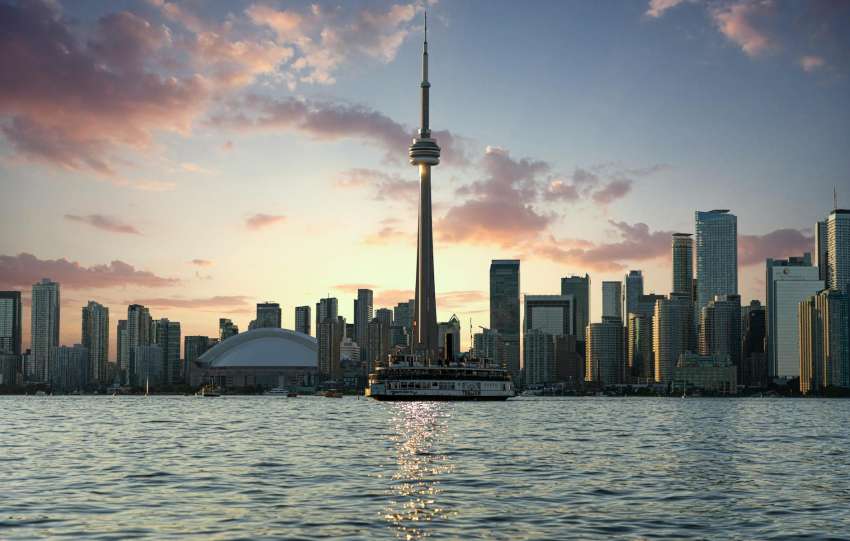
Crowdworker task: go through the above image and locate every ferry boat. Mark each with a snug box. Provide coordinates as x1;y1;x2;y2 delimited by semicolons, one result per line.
366;354;515;401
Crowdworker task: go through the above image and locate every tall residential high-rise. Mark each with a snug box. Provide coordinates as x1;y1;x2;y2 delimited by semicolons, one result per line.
81;301;109;385
473;328;505;368
375;308;393;328
255;302;282;329
117;319;128;379
524;329;557;386
318;315;345;380
627;313;651;381
393;300;415;332
184;335;213;376
134;345;164;386
490;260;521;380
766;255;822;379
51;344;88;392
653;294;692;383
523;295;573;385
367;316;392;371
219;318;238;341
355;289;373;359
826;209;850;293
672;233;694;298
586;317;625;385
815;220;828;283
315;297;338;332
602;281;623;321
31;278;60;382
799;289;849;394
409;17;440;360
0;291;22;355
295;306;311;336
632;293;666;380
127;304;152;385
561;274;590;342
624;270;644;320
695;210;738;317
698;294;742;373
153;318;181;385
741;300;766;387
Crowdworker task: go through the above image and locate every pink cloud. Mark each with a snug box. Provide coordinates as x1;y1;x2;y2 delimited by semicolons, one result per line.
363;218;414;246
800;55;825;72
336;168;419;206
591;179;633;205
645;0;691;18
64;214;141;235
738;228;813;266
0;253;178;289
712;1;775;57
245;213;286;230
127;296;251;310
189;259;213;267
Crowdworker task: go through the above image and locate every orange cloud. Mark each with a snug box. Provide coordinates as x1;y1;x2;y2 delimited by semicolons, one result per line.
64;214;142;235
0;253;178;289
245;213;286;230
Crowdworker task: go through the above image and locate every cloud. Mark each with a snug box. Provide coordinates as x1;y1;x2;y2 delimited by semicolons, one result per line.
711;1;775;57
591;179;633;204
331;287;486;311
0;1;208;175
189;259;213;267
363;218;414;245
438;290;487;309
64;214;142;235
800;55;825;72
208;95;470;166
739;228;813;266
336;168;419;206
245;213;286;230
0;253;178;289
333;283;380;294
645;0;691;18
127;295;251;309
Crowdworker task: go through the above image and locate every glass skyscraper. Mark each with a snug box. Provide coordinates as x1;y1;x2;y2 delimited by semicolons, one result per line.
826;209;850;293
31;278;60;382
0;291;22;355
561;274;590;342
695;210;738;317
672;233;693;298
490;260;520;380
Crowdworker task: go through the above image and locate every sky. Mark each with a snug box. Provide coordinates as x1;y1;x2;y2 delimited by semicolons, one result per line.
1;0;849;358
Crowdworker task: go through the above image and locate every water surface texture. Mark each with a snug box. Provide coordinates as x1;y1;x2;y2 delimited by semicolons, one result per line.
2;396;849;539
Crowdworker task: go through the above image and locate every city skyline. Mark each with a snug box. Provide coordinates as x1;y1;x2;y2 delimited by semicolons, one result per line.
2;0;849;356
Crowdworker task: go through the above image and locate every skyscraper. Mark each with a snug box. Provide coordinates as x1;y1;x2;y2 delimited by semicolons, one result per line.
826;209;850;293
695;210;738;317
561;274;590;342
127;304;152;385
627;313;651;381
315;297;338;333
632;293;666;380
31;278;60;382
741;300;766;387
602;281;623;321
117;319;128;380
393;300;415;333
524;295;572;385
0;291;22;355
367;316;392;371
184;335;213;377
153;318;181;385
409;17;440;360
51;344;88;392
295;306;311;336
799;289;849;394
81;301;109;385
490;260;520;380
255;302;282;329
766;255;822;379
318;315;345;380
672;233;694;298
624;270;644;320
815;220;828;283
586;318;625;385
698;294;742;374
355;289;373;359
219;318;238;341
654;294;692;383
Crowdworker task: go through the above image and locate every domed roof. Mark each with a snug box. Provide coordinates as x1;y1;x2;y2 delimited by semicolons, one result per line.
199;328;317;368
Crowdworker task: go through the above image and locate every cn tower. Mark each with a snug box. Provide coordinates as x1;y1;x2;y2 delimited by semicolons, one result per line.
409;13;440;361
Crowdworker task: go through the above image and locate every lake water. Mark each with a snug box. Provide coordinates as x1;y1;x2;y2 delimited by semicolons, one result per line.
2;396;849;540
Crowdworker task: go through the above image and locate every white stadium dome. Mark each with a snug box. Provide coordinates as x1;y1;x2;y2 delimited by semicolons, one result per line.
198;328;317;368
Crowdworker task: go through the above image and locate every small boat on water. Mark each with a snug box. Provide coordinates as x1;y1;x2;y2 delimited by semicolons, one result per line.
196;385;221;397
266;387;295;397
323;390;343;398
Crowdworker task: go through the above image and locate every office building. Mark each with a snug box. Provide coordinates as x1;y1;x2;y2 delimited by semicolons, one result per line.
184;335;214;382
741;300;766;387
355;289;373;362
602;281;623;321
52;344;88;392
134;345;164;386
0;291;22;355
316;297;338;331
393;300;415;332
816;220;828;283
127;304;152;384
523;295;572;385
490;260;521;380
826;209;850;293
255;302;282;329
31;278;60;382
81;301;109;385
295;305;311;336
628;313;651;381
766;255;822;378
153;318;181;385
695;210;738;317
799;289;849;394
561;274;590;341
632;294;666;380
698;294;742;373
524;329;558;386
0;353;19;386
117;320;128;380
654;294;692;383
367;316;391;370
473;327;504;368
219;318;238;341
585;317;625;385
318;316;345;380
438;315;461;362
673;353;737;394
624;270;644;321
672;233;694;298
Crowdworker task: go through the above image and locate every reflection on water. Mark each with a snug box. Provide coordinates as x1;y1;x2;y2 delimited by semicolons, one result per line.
384;402;456;540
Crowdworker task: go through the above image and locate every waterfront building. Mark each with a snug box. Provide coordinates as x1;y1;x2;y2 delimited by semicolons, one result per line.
133;345;163;386
766;255;822;379
826;209;850;293
672;233;694;298
393;300;415;334
695;210;738;318
741;300;767;387
367;317;391;370
561;274;590;342
525;329;557;386
255;302;282;329
127;304;152;384
673;353;737;394
586;317;625;385
628;313;651;381
219;318;238;341
31;279;60;383
799;289;849;394
698;294;742;374
624;270;644;322
184;335;214;382
355;289;373;358
295;305;311;336
602;281;623;321
473;327;505;368
654;294;693;383
816;220;829;283
632;293;666;380
524;295;572;385
0;353;19;386
438;315;461;362
490;260;521;380
153;318;181;385
390;325;409;348
117;320;128;379
375;308;393;327
315;297;338;334
0;291;22;355
318;316;345;381
81;301;109;385
52;344;88;392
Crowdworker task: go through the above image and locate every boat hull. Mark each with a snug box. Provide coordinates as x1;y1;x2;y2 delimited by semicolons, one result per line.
369;393;511;401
